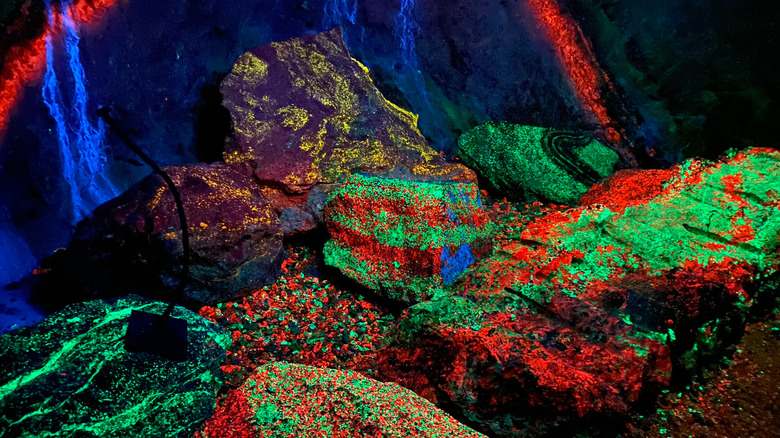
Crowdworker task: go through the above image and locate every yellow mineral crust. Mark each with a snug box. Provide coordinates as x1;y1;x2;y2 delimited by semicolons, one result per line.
277;105;311;131
230;52;268;85
223;28;472;189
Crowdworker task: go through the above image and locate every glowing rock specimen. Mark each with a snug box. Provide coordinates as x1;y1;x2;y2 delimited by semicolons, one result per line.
457;122;619;204
378;147;780;436
198;361;486;438
0;295;230;438
456;147;780;382
377;291;671;437
220;27;474;195
35;163;284;308
323;173;492;302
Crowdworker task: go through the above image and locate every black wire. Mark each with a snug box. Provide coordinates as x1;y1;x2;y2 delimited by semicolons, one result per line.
97;107;189;322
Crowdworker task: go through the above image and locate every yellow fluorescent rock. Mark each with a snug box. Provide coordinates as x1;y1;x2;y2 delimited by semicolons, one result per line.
277;105;311;131
231;52;268;85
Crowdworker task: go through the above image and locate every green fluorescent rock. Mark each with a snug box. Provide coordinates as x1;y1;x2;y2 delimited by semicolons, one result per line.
0;295;230;438
323;173;493;302
202;362;487;437
457;122;619;204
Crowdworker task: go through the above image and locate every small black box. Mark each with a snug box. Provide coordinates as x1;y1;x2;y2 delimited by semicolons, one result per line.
124;309;188;361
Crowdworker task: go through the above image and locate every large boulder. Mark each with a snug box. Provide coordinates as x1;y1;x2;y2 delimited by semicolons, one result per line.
34;162;284;309
323;173;493;302
220;27;474;198
372;147;780;436
457;122;619;204
457;147;780;379
0;295;231;437
375;291;671;437
197;362;486;438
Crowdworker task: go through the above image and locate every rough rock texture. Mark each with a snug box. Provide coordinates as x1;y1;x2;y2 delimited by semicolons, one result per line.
0;295;230;438
456;147;780;379
375;291;671;437
628;312;780;438
197;362;486;438
220;27;475;197
457;122;619;204
369;147;780;437
323;173;492;302
196;247;396;390
34;163;284;309
564;0;780;160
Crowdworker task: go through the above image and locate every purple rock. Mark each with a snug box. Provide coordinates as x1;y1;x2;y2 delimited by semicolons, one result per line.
34;163;284;308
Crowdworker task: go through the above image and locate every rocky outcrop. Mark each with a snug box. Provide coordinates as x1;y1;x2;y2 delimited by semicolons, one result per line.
34;162;284;309
375;291;671;437
372;147;780;437
220;27;474;197
457;122;619;204
197;361;486;438
323;173;492;302
458;147;780;379
0;295;230;438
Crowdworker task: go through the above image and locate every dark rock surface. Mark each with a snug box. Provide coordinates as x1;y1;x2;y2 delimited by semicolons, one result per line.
34;162;284;309
198;362;486;437
0;295;231;438
323;173;492;302
220;28;475;197
458;122;619;204
628;312;780;438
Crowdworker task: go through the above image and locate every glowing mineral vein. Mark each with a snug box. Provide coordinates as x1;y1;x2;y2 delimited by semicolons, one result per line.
41;0;116;223
43;0;82;218
395;0;419;70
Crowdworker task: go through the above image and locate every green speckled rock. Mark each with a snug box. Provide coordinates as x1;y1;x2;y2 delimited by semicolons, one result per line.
0;295;230;438
323;173;493;302
457;122;619;204
200;361;487;437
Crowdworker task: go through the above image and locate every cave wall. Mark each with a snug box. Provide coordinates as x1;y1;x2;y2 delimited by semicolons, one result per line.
1;0;778;287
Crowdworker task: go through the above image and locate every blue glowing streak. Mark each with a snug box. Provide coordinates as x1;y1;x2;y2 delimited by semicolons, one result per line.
441;243;474;285
395;0;419;70
41;0;116;223
42;0;82;220
322;0;357;30
63;7;104;182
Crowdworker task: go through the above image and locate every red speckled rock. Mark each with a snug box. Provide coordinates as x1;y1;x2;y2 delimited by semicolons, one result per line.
323;173;493;302
34;163;284;308
375;291;671;437
578;168;675;210
197;362;486;438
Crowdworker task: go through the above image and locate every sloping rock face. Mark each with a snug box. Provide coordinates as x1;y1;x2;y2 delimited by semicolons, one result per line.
34;163;284;309
323;173;493;302
457;122;619;204
220;27;474;197
375;291;671;437
0;295;230;438
456;147;780;379
197;362;486;438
